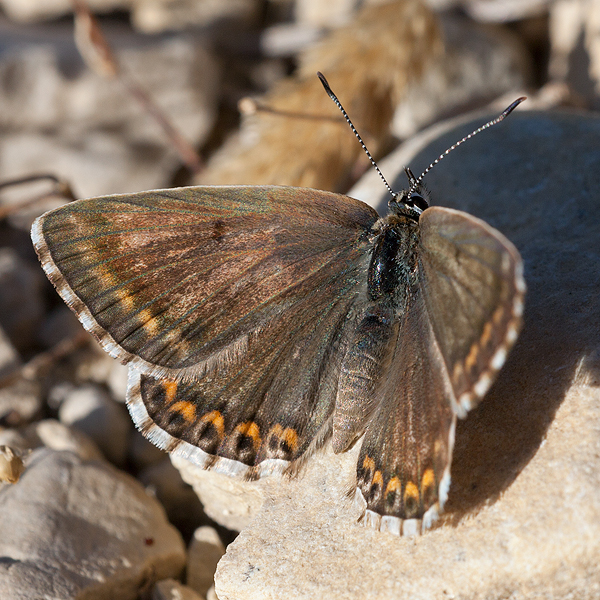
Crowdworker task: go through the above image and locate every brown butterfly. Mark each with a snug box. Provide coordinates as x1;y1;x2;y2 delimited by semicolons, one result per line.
31;76;525;536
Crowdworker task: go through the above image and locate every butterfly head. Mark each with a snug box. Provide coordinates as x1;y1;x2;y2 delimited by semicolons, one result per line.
388;167;430;219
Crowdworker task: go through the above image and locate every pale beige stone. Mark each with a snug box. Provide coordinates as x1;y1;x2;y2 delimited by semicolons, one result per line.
152;578;206;600
0;449;186;599
204;110;600;599
187;527;225;597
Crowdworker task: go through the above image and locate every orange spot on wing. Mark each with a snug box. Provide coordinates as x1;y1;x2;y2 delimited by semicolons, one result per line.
170;400;196;423
200;411;224;439
162;380;178;404
404;481;420;505
235;421;261;450
480;320;494;347
421;468;435;492
363;455;375;473
385;476;401;495
464;340;480;373
282;427;298;453
372;470;383;487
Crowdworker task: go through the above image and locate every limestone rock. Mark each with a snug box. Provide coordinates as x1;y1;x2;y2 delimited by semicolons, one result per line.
207;110;600;599
0;449;186;599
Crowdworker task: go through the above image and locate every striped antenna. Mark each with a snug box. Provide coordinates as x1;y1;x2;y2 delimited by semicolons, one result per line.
406;97;526;199
317;71;397;200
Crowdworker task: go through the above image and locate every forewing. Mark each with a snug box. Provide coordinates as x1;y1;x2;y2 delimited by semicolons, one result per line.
126;254;367;477
355;286;455;536
32;185;378;379
418;206;525;416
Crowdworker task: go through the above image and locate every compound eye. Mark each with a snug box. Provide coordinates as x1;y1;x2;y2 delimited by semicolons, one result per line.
409;193;428;211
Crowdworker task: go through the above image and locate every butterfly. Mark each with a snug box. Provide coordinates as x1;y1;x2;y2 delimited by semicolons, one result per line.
30;78;525;536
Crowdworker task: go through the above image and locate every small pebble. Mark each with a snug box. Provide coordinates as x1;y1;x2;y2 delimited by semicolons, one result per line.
58;384;131;466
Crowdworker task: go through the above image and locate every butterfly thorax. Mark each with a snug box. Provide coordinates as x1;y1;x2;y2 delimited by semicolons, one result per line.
368;214;420;308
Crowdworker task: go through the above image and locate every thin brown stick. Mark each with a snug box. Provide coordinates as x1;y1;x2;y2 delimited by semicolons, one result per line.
71;0;203;174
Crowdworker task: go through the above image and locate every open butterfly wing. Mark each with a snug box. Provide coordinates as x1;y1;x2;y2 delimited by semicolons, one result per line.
418;206;525;415
32;186;378;380
355;287;455;535
355;206;524;534
126;225;373;477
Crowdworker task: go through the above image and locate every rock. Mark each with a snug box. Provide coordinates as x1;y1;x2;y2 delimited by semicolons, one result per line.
132;0;259;33
205;110;600;598
46;381;77;410
549;0;600;109
0;418;104;461
0;449;186;599
59;384;131;466
0;0;131;23
425;0;552;22
36;305;83;349
152;578;206;600
107;361;130;403
186;527;225;598
129;428;168;470
0;377;42;426
34;419;105;461
391;13;532;139
0;33;218;199
0;325;21;381
138;458;206;539
206;586;218;600
0;248;45;352
293;0;360;27
0;445;24;483
172;455;264;532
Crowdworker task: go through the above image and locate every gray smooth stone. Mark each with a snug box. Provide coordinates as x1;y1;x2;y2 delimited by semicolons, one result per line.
0;449;186;600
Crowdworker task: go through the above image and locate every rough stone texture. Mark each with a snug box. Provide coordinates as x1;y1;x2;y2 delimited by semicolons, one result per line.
173;455;265;532
187;527;225;598
0;449;186;600
194;111;600;599
59;383;131;466
152;578;206;600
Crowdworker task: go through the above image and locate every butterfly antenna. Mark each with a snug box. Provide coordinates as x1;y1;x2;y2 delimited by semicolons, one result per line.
317;72;397;201
407;97;527;198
